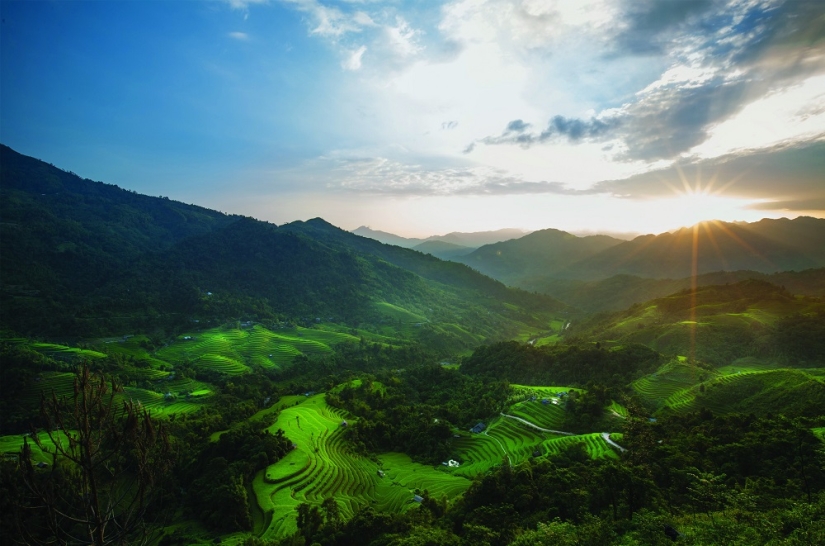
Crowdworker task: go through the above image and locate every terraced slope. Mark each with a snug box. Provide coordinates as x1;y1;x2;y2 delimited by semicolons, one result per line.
661;368;825;416
632;358;714;407
0;430;72;465
253;395;470;540
156;324;359;374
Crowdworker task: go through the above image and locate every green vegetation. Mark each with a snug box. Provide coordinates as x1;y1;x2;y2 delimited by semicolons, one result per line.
2;145;824;545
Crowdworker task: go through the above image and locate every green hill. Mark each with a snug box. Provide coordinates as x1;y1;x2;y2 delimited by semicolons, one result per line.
523;268;825;313
455;228;622;285
0;145;567;347
571;279;825;366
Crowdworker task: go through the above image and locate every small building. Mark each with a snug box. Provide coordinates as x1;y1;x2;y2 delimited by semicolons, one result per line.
340;420;348;427
447;459;460;468
413;495;424;503
36;462;49;469
541;398;549;405
470;422;486;434
377;470;385;478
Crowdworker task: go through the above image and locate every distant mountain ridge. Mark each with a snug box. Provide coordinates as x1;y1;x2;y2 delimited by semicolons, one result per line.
455;228;624;285
453;217;825;289
352;226;529;259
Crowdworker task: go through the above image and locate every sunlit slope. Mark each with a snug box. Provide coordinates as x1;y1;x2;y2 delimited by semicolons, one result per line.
572;279;825;366
450;414;620;479
253;395;470;540
628;355;825;417
524;268;825;314
156;324;358;372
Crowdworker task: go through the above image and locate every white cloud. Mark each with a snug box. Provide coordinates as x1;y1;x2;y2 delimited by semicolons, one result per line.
281;0;365;37
690;74;825;159
383;17;422;58
228;31;250;41
342;45;367;71
224;0;269;10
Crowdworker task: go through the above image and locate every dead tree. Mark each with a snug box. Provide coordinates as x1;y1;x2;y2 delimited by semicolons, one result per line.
18;363;171;545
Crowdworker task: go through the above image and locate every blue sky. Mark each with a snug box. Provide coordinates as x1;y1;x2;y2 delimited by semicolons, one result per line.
2;0;824;237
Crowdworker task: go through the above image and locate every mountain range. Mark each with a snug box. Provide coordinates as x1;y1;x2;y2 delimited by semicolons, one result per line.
352;225;528;259
0;144;563;346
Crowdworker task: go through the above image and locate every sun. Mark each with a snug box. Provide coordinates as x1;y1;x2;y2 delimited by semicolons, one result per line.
650;166;755;231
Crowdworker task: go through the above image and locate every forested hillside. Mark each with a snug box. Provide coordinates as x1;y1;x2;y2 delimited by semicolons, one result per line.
0;146;565;342
1;145;824;546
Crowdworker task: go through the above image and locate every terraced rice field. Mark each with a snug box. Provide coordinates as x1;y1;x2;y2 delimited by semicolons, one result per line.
660;367;825;414
540;432;619;459
0;430;72;465
156;325;356;374
18;372;76;408
119;386;210;418
30;342;107;360
254;395;470;540
609;401;628;418
450;432;508;476
632;360;710;407
509;399;566;430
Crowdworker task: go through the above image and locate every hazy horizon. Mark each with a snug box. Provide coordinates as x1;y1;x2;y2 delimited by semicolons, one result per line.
2;0;824;238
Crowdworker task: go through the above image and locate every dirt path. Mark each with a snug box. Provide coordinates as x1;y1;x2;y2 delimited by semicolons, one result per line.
601;432;627;452
482;429;512;466
499;413;576;436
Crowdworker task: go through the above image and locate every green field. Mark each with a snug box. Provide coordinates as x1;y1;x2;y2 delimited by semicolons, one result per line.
252;394;471;539
453;412;617;479
155;324;359;372
631;358;713;407
0;430;72;464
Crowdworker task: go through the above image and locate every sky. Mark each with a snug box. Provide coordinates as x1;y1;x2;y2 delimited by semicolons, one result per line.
1;0;824;238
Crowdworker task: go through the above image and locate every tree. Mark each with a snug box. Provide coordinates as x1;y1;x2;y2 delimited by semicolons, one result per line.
17;363;172;545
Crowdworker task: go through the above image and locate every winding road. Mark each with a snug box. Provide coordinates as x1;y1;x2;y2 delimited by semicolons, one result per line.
498;413;628;453
499;413;576;436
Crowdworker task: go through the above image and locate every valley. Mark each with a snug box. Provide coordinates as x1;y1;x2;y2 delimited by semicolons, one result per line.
0;145;823;545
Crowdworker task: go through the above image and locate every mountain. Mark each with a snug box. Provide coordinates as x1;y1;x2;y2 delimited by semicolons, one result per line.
0;145;566;345
429;228;528;247
352;226;528;251
411;240;474;260
454;218;825;293
455;228;624;285
557;219;825;281
351;226;423;248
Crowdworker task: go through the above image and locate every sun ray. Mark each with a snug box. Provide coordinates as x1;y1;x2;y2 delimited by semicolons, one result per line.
701;220;731;272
